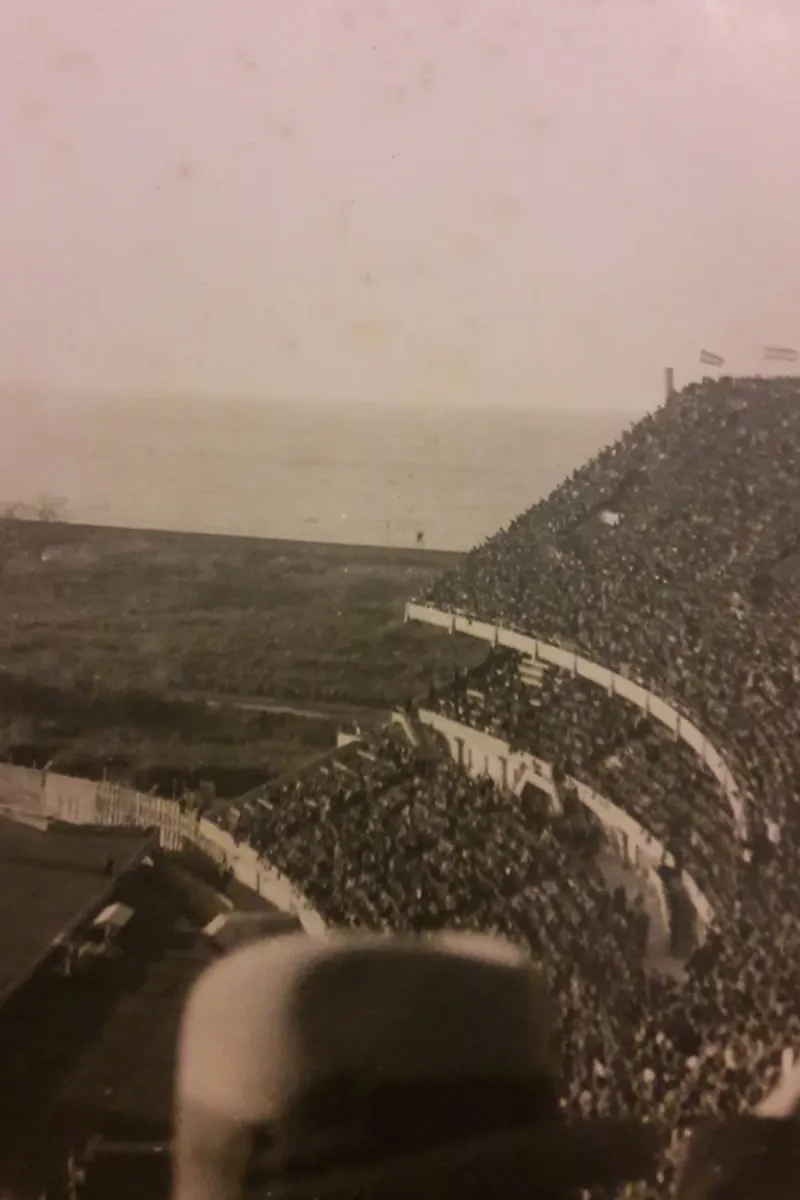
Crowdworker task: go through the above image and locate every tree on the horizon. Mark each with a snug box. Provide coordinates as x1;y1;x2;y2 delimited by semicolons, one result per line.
0;496;68;521
36;495;68;522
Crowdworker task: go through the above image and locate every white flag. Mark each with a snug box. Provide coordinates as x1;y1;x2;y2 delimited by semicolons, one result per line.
700;349;724;367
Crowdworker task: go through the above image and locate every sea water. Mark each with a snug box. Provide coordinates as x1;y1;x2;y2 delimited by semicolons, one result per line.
0;395;636;551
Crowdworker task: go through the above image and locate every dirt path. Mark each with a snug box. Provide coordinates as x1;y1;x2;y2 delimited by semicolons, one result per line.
172;688;389;724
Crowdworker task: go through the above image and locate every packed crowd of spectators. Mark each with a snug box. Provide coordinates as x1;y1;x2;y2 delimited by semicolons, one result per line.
202;377;800;1194
423;376;800;838
410;375;800;1176
211;714;798;1196
434;649;742;911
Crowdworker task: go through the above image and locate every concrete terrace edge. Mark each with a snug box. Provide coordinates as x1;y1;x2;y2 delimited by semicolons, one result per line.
404;602;746;839
416;707;714;939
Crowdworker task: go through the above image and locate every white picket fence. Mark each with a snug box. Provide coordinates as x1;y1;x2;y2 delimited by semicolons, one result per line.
93;781;199;851
0;762;325;935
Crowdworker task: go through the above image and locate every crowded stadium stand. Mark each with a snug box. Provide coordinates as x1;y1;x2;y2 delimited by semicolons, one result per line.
430;648;740;913
11;373;800;1198
421;376;800;839
196;374;800;1196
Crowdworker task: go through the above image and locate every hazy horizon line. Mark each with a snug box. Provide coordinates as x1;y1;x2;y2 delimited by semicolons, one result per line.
0;384;652;417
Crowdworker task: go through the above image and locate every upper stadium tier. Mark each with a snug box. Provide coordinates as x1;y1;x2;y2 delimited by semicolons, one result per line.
431;649;737;915
420;375;800;833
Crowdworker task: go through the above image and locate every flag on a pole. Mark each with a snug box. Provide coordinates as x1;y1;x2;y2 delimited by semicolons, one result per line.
763;346;798;362
700;349;725;367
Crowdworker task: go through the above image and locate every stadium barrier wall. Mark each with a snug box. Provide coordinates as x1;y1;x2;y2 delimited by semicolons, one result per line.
0;802;49;831
405;602;746;838
44;771;102;825
337;731;362;749
190;821;326;937
417;710;561;812
417;709;713;945
0;763;326;936
571;779;714;936
0;738;715;945
390;711;420;747
0;762;45;812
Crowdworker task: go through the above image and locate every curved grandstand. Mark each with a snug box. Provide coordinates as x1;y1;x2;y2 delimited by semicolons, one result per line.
217;374;800;1186
41;374;800;1197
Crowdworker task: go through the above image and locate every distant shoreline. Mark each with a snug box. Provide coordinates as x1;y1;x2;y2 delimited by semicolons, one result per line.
0;400;630;554
0;517;466;569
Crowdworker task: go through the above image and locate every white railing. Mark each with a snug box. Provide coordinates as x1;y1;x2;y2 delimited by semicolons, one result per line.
0;671;718;946
390;710;420;747
417;710;561;812
417;708;714;941
406;602;746;838
93;781;194;851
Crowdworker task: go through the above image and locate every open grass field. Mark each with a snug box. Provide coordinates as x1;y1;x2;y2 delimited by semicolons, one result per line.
0;520;484;797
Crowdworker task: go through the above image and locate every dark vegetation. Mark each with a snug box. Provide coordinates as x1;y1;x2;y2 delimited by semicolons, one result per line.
0;521;481;797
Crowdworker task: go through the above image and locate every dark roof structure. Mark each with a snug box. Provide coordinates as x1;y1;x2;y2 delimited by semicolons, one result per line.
0;854;215;1198
54;878;214;1138
0;815;156;1008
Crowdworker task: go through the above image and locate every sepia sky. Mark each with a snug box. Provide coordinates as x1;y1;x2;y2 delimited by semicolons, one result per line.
1;0;799;412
